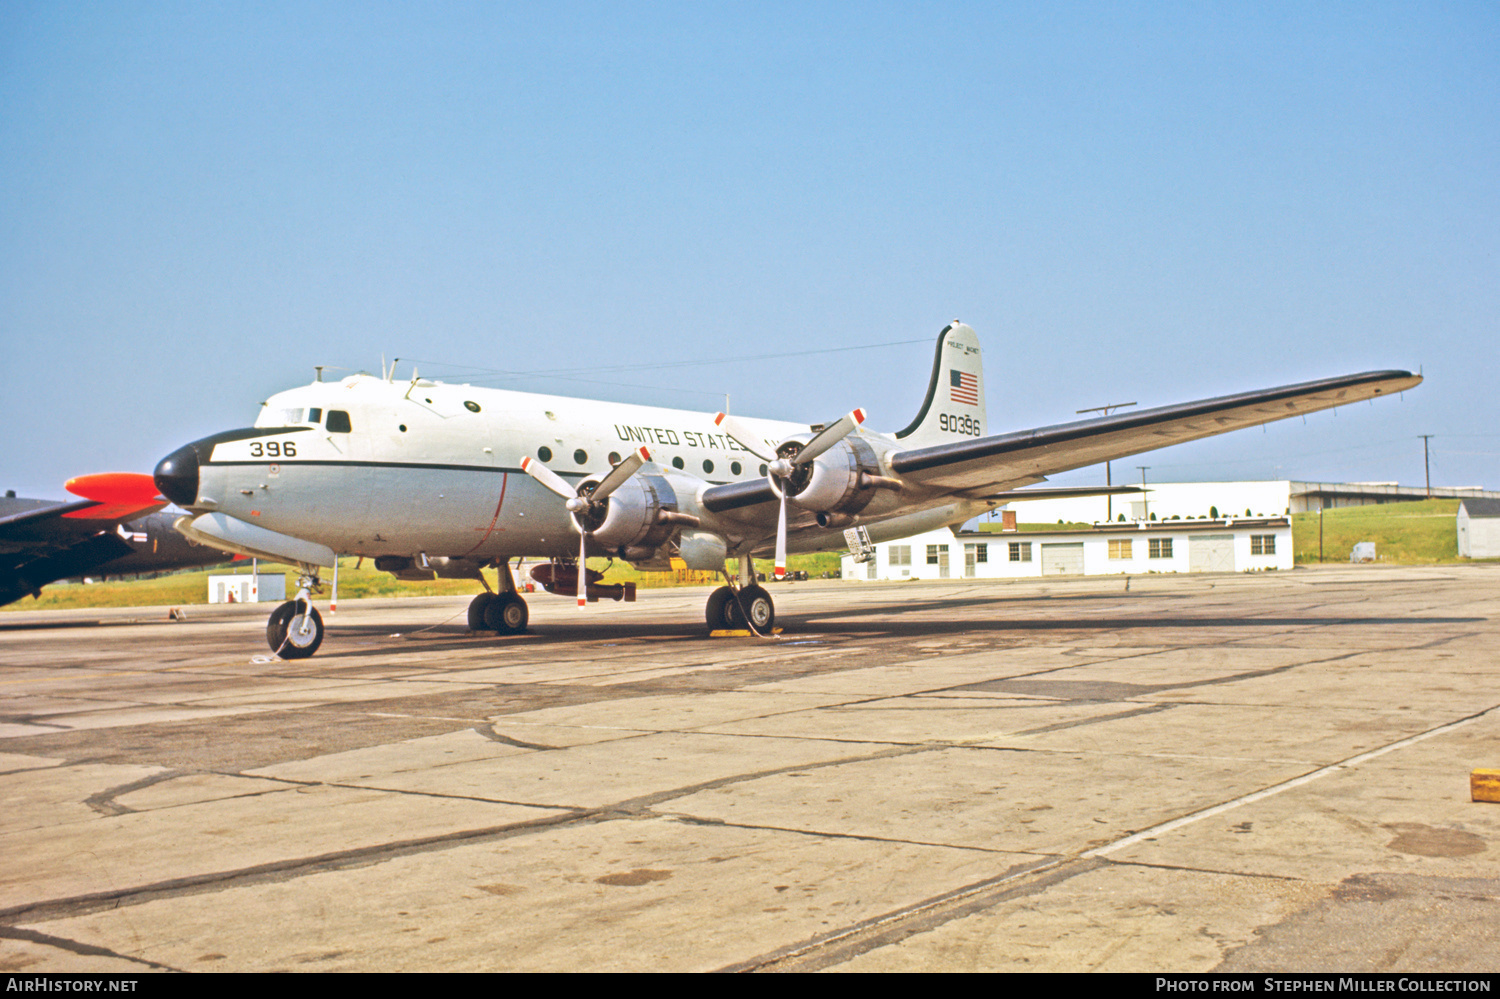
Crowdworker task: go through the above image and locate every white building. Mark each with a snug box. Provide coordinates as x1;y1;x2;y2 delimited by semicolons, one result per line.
1457;499;1500;559
999;480;1500;524
207;573;286;603
842;517;1293;581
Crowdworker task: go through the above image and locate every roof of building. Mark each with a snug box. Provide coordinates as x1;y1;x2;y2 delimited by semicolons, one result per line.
963;517;1289;540
1459;498;1500;518
1294;481;1500;501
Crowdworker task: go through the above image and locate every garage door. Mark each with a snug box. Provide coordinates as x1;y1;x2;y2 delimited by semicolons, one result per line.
1040;542;1085;575
1189;535;1234;572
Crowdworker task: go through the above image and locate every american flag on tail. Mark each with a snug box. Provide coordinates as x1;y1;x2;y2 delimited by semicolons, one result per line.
949;370;978;405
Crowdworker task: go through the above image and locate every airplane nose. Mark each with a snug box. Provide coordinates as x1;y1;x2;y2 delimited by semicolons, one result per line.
154;444;200;507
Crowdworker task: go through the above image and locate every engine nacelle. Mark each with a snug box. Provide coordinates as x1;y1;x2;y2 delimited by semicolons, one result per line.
789;436;882;516
582;472;679;554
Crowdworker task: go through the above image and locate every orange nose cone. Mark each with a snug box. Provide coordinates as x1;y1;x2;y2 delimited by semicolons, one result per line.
62;473;166;520
65;472;164;506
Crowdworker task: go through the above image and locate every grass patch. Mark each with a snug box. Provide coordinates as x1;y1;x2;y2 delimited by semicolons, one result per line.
5;552;845;612
1292;498;1460;564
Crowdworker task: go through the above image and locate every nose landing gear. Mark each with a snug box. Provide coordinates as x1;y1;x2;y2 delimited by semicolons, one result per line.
267;572;324;659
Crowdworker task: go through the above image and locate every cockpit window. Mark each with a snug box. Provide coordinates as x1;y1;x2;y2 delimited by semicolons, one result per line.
308;407;323;424
326;410;352;433
281;408;304;424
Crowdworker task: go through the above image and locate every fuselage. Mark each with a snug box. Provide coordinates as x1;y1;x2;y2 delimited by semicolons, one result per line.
159;374;984;569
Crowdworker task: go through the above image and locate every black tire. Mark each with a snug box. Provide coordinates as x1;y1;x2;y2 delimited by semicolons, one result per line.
266;601;324;659
726;584;775;631
705;586;734;630
483;593;529;634
468;592;496;631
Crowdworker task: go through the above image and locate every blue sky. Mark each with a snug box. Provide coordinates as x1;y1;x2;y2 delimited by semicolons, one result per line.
2;2;1496;499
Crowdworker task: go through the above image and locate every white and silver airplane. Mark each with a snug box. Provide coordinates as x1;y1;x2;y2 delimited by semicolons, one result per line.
152;322;1420;658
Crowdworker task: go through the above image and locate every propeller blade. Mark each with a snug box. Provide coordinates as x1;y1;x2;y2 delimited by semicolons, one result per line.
578;531;588;608
792;408;866;465
712;413;775;462
774;491;788;580
590;445;650;501
520;456;577;500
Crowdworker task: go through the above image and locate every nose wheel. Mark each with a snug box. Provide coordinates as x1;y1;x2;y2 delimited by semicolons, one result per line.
267;600;324;659
266;571;325;659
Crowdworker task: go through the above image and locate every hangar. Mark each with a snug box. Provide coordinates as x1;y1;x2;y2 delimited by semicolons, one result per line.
842;516;1293;581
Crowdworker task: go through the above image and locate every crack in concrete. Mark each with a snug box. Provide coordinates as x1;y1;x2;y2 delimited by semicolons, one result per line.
0;925;183;972
718;857;1101;972
83;770;186;816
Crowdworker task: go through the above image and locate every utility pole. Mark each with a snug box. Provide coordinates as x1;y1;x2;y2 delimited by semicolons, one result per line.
1419;435;1433;497
1077;402;1137;521
1137;466;1151;521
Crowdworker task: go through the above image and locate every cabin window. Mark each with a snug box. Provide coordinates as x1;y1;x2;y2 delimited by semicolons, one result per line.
730;461;742;475
464;401;481;413
537;446;553;462
759;463;768;476
326;410;352;433
702;459;714;474
574;449;588;465
608;452;621;465
672;456;685;470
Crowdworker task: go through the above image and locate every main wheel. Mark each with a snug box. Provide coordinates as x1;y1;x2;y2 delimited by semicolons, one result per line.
468;592;496;631
483;593;529;634
266;601;324;659
726;584;775;631
705;586;734;629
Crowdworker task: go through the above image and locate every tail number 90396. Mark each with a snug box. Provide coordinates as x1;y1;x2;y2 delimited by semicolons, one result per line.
939;413;981;436
249;441;297;458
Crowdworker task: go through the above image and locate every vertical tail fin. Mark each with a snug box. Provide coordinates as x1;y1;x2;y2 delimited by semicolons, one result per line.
891;322;987;447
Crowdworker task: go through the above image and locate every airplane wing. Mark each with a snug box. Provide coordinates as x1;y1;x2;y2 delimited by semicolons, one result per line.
888;370;1421;496
701;369;1420;518
0;473;180;605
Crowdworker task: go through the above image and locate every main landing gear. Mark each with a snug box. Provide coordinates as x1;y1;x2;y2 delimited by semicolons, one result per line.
468;559;530;635
705;556;775;633
267;572;324;659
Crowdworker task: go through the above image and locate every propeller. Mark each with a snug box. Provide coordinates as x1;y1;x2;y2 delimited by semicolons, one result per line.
521;446;651;607
714;409;866;578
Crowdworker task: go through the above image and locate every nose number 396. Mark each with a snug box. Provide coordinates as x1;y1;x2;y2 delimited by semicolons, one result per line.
249;441;297;458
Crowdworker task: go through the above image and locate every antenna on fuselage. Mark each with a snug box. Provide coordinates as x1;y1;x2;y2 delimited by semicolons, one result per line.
314;366;325;383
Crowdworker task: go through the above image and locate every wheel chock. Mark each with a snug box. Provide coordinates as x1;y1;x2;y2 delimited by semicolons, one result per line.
709;628;784;638
1471;769;1500;803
